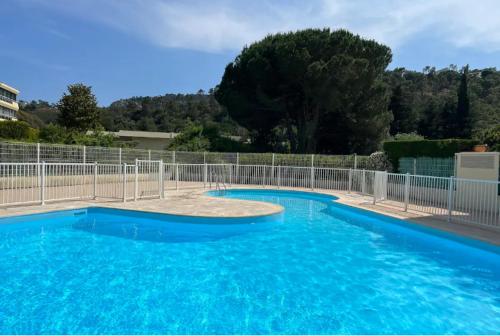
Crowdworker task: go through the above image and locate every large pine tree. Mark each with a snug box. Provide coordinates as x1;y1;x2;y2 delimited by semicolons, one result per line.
215;28;392;154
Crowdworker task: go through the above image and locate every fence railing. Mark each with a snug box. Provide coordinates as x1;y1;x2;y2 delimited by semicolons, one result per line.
0;141;367;168
0;162;498;229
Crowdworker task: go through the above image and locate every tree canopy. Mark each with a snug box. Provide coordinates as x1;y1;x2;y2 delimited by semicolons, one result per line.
382;65;498;140
57;84;100;131
99;93;246;137
167;122;252;152
215;28;393;154
16;60;500;154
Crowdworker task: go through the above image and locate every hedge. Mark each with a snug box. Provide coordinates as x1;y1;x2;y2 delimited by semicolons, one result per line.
383;139;478;170
0;120;38;141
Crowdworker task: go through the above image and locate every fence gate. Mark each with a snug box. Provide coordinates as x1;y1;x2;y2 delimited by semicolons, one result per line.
135;160;162;199
373;171;388;203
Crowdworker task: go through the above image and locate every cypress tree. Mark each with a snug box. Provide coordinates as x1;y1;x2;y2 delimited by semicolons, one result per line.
389;85;404;135
456;65;471;138
389;84;418;135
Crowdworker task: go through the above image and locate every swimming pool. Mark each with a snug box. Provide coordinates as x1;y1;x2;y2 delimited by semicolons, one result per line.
0;189;498;334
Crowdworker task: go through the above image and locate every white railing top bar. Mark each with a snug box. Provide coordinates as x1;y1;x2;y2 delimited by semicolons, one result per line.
0;161;498;186
0;140;366;169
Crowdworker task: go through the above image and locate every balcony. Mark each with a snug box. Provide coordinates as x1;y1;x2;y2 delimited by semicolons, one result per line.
0;105;16;119
0;95;16;104
0;99;19;112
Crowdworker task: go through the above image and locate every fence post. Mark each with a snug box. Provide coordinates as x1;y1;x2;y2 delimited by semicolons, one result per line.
122;163;127;203
236;152;240;184
383;171;388;201
93;162;97;200
348;168;353;194
175;163;179;190
203;151;206;164
119;148;122;165
362;169;366;194
311;154;315;190
447;176;455;222
159;160;164;199
310;166;315;190
262;166;266;187
134;159;138;201
80;162;85;200
271;153;275;185
277;166;281;189
36;142;40;164
354;154;357;169
172;151;176;163
82;145;86;164
372;171;378;205
413;158;417;175
454;153;458;177
404;173;410;211
36;143;41;186
229;164;233;186
40;161;46;205
203;163;207;188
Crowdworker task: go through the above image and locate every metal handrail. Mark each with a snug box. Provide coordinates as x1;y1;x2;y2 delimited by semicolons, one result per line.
208;168;227;193
0;95;16;104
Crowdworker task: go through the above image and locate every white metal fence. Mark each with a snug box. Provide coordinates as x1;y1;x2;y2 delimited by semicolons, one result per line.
0;162;498;229
0;141;367;168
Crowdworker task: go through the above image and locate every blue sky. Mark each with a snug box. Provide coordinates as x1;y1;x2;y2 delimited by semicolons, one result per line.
3;0;500;106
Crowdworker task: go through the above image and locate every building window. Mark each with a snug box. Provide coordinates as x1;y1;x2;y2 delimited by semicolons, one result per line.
0;106;16;119
0;88;17;102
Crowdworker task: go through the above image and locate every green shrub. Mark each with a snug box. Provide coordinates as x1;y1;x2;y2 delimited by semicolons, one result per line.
479;125;500;151
39;124;68;143
392;132;425;141
66;131;116;147
0;120;37;141
383;139;478;170
365;151;393;171
168;122;253;152
39;124;116;147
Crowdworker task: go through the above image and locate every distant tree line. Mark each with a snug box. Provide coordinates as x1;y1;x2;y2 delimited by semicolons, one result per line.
18;90;249;149
384;65;499;140
9;84;114;146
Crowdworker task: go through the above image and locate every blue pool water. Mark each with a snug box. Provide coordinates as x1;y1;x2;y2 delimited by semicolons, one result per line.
0;190;499;334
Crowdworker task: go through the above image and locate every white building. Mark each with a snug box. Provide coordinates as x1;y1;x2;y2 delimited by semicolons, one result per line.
0;82;19;120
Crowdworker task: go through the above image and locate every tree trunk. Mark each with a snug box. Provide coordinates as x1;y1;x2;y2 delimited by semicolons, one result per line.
296;106;320;153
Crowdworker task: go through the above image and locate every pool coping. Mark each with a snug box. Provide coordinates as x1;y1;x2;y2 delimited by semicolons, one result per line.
0;185;499;246
0;190;285;220
208;187;500;247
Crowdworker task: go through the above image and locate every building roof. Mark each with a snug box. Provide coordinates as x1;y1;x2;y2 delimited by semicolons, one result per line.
113;130;179;139
0;82;20;95
89;130;246;142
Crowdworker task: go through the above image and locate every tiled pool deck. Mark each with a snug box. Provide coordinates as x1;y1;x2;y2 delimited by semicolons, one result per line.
1;185;499;246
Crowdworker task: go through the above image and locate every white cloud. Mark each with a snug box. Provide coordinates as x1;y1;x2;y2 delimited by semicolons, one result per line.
45;27;71;40
27;0;500;53
0;49;70;71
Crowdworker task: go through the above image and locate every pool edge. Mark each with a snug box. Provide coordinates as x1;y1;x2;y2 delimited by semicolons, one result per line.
211;188;500;252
